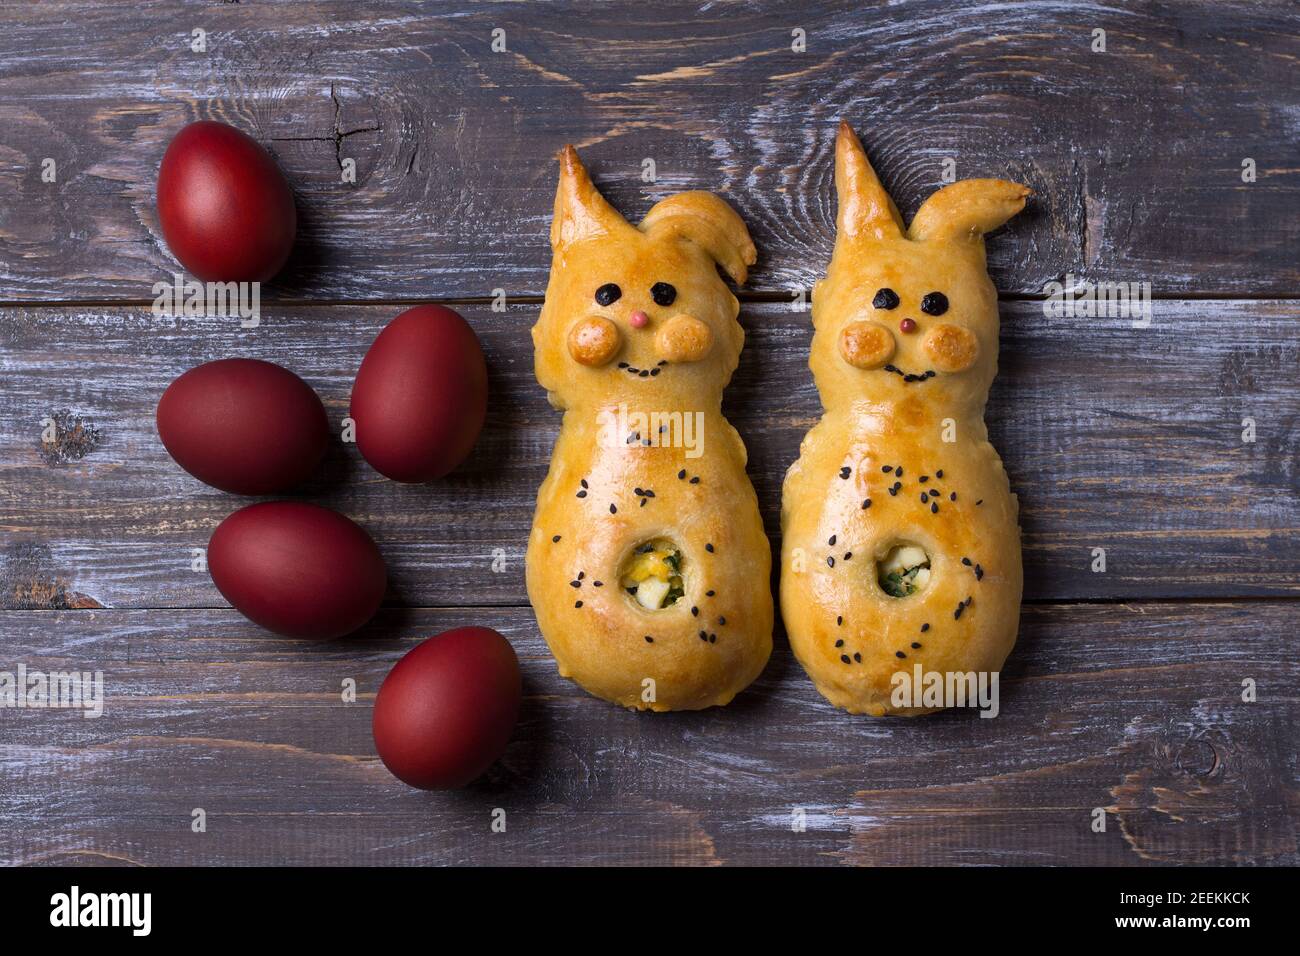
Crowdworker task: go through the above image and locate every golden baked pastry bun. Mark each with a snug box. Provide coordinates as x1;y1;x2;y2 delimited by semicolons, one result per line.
780;121;1029;716
526;146;772;711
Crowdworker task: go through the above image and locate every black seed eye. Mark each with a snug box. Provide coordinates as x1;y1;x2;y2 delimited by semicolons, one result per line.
650;282;677;307
921;292;949;316
594;283;622;306
872;288;900;310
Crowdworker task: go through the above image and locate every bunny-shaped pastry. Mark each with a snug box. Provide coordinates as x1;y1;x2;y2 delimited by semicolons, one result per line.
526;146;772;711
781;122;1029;716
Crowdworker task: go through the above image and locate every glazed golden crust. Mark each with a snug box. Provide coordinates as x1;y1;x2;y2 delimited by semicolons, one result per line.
780;122;1029;716
526;146;772;711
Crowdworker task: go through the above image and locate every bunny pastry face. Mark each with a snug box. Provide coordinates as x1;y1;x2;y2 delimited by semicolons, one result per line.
533;147;754;411
811;123;1029;413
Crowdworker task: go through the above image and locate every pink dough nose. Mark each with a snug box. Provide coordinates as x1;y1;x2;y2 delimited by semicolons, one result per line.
629;310;649;329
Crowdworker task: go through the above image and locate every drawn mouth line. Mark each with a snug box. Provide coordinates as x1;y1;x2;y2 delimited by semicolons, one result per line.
883;365;936;383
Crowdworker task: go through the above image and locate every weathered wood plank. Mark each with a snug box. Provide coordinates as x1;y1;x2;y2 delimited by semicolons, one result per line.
1;603;1295;866
0;1;1295;299
2;299;1296;608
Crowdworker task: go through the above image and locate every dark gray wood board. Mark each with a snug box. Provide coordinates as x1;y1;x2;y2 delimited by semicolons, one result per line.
2;300;1296;610
2;602;1295;867
0;1;1296;300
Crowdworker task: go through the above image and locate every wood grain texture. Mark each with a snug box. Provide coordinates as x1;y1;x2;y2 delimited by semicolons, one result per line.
1;603;1295;866
2;300;1295;610
0;1;1296;300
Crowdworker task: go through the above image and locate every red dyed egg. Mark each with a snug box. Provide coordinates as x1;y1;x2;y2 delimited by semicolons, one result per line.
157;358;330;495
372;627;521;789
157;120;297;282
208;502;386;639
351;306;488;482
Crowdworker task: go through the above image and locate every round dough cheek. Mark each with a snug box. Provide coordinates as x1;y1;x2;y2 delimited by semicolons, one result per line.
838;321;896;369
655;314;714;363
568;315;622;366
923;323;979;372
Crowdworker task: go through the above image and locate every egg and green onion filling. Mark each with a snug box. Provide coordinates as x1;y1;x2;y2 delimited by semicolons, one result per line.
621;541;685;610
878;544;931;598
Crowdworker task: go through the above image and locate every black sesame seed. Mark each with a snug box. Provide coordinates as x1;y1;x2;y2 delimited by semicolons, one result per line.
829;535;837;546
644;490;654;498
835;639;844;648
843;552;852;560
954;605;964;620
706;590;715;597
961;557;971;566
570;580;581;588
576;490;587;498
709;634;716;643
888;486;898;497
649;367;660;376
690;476;700;484
552;534;561;542
862;499;872;509
836;615;843;626
950;492;957;501
640;499;647;507
658;360;667;366
618;362;629;369
935;470;944;478
699;631;708;642
921;623;930;632
581;479;589;489
645;635;654;643
575;600;583;608
930;503;939;514
705;543;714;553
609;503;617;514
678;469;686;480
853;652;862;663
638;370;649;377
593;580;603;587
976;499;983;506
920;492;928;503
839;466;851;479
691;606;699;617
882;465;893;473
578;571;585;580
896;468;903;478
896;651;906;659
718;616;726;625
975;565;984;581
919;475;929;483
827;556;836;567
911;642;921;649
841;654;851;664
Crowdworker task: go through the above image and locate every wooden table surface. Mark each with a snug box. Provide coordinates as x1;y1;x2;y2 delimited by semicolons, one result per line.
1;1;1297;866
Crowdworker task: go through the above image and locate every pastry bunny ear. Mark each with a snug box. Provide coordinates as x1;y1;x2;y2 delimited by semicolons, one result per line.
640;192;757;285
908;178;1031;244
835;120;905;242
551;145;631;250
